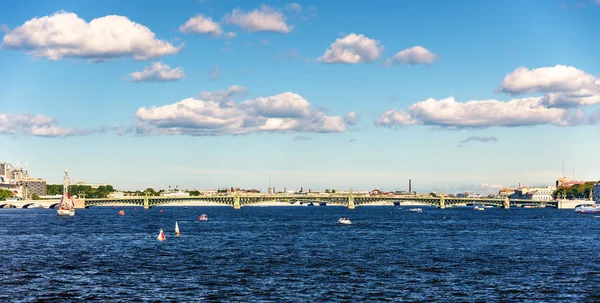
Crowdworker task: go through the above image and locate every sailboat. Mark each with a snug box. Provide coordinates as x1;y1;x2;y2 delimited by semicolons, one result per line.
157;229;166;241
175;221;180;236
57;168;75;217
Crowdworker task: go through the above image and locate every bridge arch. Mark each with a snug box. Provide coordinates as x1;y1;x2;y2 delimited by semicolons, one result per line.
22;203;44;209
0;204;17;208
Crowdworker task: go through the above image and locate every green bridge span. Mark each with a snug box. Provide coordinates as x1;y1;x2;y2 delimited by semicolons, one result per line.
84;193;550;209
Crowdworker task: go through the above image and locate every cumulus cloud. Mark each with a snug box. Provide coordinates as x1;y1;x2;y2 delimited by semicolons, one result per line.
377;97;572;128
179;14;223;36
498;65;600;108
225;5;292;33
379;64;600;129
135;90;351;136
343;112;358;125
293;135;310;141
1;11;182;61
387;46;439;66
0;113;105;137
129;62;185;82
457;136;498;147
318;33;383;64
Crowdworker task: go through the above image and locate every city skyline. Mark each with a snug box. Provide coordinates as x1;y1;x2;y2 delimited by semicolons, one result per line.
1;0;599;192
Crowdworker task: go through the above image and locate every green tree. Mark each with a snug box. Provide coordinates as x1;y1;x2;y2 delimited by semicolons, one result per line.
0;189;13;201
553;181;597;199
31;194;40;200
188;190;201;196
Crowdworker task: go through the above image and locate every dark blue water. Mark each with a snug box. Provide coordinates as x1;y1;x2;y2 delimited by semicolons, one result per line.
1;206;600;302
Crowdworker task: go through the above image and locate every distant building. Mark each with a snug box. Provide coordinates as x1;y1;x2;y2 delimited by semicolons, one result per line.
498;188;516;197
510;186;555;201
108;191;125;198
0;162;13;183
594;183;600;202
457;192;473;198
23;177;47;197
556;177;587;188
160;190;190;197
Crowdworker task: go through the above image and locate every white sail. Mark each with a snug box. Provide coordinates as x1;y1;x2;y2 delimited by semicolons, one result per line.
57;168;75;217
175;221;180;236
157;229;166;241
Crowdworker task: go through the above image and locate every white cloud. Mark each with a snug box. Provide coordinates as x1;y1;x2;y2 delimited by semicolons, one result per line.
377;97;572;128
225;5;292;33
343;112;358;125
498;65;600;107
285;3;302;13
379;65;600;129
387;46;439;66
129;62;185;82
1;11;182;61
135;90;350;136
318;33;383;64
179;14;223;36
198;85;246;104
0;113;106;137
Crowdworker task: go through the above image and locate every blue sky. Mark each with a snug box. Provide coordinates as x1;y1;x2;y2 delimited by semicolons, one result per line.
1;0;600;193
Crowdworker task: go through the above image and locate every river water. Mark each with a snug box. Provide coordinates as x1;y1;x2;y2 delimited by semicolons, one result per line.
1;206;599;302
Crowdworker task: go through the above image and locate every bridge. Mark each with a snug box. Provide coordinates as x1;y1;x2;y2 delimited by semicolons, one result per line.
0;193;553;209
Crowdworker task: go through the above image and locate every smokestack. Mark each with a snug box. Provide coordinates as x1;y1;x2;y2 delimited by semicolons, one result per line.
409;179;412;194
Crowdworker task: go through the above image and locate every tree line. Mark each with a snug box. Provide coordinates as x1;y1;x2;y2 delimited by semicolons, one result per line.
47;184;116;198
552;182;596;200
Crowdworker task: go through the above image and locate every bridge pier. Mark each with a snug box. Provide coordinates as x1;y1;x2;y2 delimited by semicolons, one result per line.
143;195;149;209
347;189;355;209
439;195;445;209
503;197;510;209
233;193;241;209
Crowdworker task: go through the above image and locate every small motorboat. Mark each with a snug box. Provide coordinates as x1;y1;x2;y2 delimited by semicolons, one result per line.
157;229;166;241
338;217;352;224
198;214;208;221
119;210;125;216
474;206;485;211
409;208;422;213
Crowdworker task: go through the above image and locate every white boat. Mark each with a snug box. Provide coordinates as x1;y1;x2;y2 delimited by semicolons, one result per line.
483;205;494;208
409;208;422;213
575;203;600;214
57;168;75;217
175;221;180;236
338;217;352;224
198;214;208;221
474;206;485;211
157;229;166;241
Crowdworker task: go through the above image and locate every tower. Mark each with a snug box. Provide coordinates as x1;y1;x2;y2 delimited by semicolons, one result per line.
409;179;412;194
